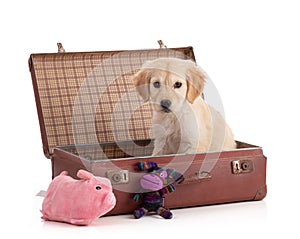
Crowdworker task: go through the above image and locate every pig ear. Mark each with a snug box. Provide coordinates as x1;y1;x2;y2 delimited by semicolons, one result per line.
95;176;113;189
77;169;93;180
60;171;68;176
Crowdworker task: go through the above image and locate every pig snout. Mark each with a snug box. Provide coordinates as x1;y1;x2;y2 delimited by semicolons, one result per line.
104;192;116;206
94;191;116;216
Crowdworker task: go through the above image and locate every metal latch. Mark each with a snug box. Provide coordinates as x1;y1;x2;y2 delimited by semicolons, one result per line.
232;160;253;174
106;170;129;185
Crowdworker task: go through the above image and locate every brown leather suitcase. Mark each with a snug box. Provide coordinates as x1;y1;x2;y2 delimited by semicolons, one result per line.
29;42;267;216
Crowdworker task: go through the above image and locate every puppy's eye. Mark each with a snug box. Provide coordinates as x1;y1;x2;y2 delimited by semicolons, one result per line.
95;186;101;190
174;82;182;88
153;81;161;88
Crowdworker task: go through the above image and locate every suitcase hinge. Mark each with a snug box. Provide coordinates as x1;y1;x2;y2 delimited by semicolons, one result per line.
232;160;253;174
57;42;66;53
157;40;167;48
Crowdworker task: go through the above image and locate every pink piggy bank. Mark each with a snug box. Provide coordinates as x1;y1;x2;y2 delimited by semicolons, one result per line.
41;169;116;225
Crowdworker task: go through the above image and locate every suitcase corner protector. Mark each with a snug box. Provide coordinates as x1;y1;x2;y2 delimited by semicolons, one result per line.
254;184;267;201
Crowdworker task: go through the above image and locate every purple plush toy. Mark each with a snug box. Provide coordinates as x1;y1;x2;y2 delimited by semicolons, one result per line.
133;162;184;219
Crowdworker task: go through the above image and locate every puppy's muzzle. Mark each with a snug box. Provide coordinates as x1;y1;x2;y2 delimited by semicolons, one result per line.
160;99;172;113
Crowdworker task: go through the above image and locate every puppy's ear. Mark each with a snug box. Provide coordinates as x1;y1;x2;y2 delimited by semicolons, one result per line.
133;69;151;102
186;65;206;104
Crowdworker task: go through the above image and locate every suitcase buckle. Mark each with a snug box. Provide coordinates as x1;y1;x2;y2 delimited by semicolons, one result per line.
232;160;253;174
106;170;129;185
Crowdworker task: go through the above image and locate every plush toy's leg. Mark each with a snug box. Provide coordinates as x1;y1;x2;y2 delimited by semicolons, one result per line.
133;207;148;219
156;206;173;219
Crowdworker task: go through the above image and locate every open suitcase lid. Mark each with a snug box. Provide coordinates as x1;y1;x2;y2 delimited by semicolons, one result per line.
29;42;196;158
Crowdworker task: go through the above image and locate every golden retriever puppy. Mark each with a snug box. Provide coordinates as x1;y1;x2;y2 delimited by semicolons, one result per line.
133;58;236;155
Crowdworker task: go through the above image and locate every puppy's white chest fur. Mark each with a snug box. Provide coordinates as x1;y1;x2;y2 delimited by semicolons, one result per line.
151;106;200;156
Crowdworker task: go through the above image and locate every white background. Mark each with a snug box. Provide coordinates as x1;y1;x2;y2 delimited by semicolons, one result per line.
1;0;299;238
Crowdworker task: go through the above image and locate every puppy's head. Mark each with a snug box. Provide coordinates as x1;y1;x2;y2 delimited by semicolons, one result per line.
133;58;206;113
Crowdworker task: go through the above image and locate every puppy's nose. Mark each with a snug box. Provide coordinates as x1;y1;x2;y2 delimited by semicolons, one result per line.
160;99;172;109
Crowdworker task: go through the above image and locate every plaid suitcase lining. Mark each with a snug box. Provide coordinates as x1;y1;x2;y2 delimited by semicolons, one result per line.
32;48;194;155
